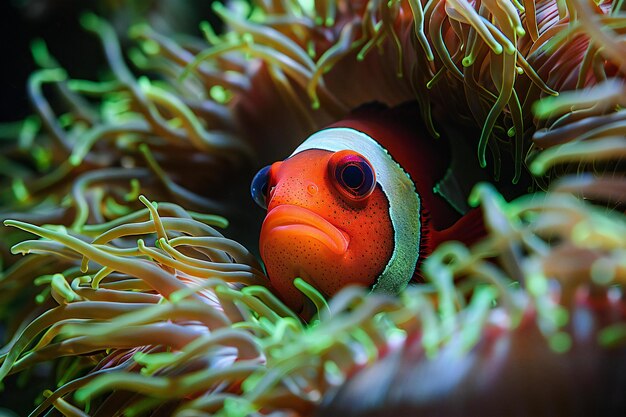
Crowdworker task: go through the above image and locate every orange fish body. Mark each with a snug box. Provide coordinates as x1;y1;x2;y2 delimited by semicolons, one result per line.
251;103;483;312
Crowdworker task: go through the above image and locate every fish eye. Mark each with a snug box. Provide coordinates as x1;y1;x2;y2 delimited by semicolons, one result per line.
328;150;376;202
251;165;271;209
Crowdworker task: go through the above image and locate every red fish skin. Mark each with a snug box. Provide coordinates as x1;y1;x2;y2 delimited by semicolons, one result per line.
261;149;395;312
330;102;461;230
258;102;486;306
330;102;486;256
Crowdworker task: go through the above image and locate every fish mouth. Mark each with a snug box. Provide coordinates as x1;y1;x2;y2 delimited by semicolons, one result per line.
261;205;350;256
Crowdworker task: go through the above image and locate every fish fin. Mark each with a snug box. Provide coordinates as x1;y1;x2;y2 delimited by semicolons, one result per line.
418;207;433;259
412;208;485;283
411;207;434;283
431;208;486;249
433;167;469;215
433;122;490;215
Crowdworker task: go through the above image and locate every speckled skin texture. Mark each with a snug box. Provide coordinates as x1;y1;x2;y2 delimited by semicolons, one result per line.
260;150;394;312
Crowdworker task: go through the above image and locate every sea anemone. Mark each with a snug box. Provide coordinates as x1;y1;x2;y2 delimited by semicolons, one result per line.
1;0;625;416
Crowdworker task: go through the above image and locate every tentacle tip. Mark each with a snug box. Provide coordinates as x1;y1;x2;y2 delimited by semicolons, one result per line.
69;154;81;167
129;22;150;39
3;219;17;228
211;1;225;12
530;163;545;176
74;389;90;404
531;100;548;117
138;194;150;206
79;12;100;31
548;332;572;353
137;76;151;89
9;246;24;256
468;182;495;207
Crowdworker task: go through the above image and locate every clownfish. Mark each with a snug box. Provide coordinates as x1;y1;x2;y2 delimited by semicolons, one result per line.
251;102;484;312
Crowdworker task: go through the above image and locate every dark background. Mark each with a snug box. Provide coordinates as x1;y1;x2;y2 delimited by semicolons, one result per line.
0;0;107;123
0;0;224;123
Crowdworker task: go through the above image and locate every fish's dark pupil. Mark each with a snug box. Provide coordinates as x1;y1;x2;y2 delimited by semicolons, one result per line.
342;164;364;189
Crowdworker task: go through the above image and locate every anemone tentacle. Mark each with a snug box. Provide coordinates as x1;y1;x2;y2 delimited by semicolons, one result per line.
1;1;626;416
